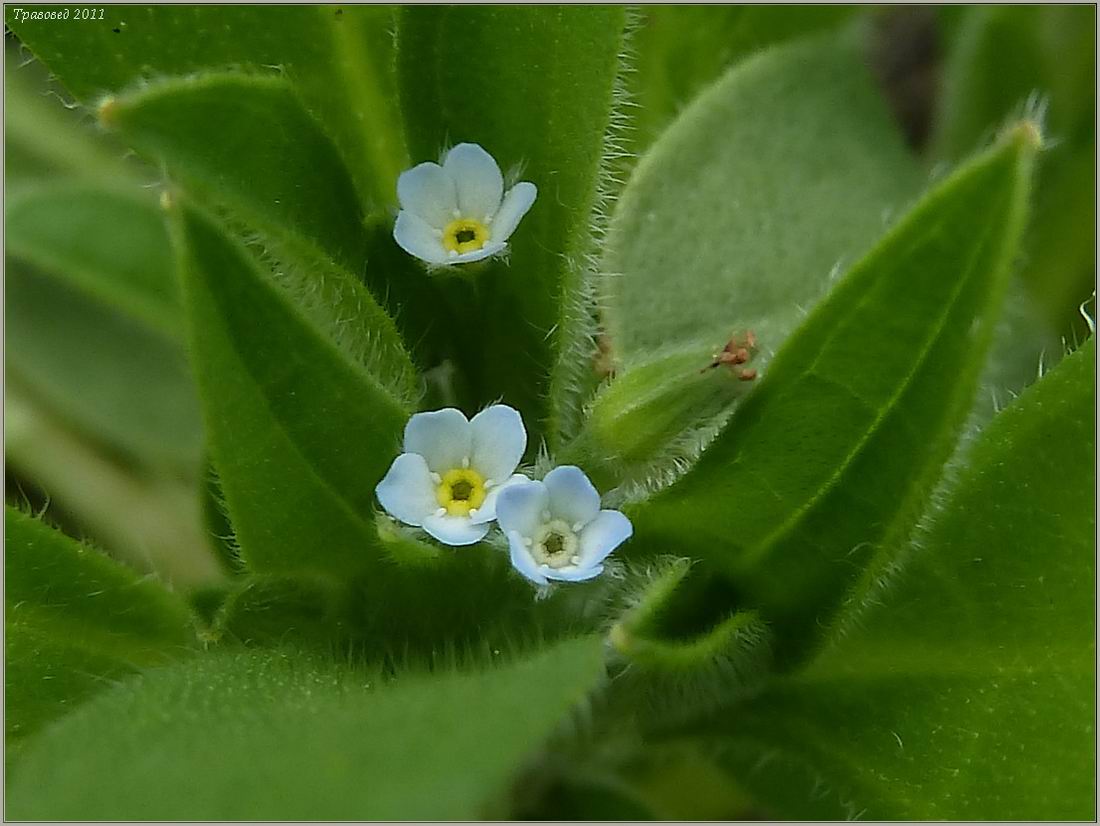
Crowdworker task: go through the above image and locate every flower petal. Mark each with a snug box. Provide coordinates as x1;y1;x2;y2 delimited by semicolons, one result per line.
470;404;526;482
495;479;549;539
422;513;489;546
446;240;508;265
470;473;529;525
506;530;548;585
543;465;601;527
404;408;471;473
375;453;437;527
489;181;537;242
577;510;633;567
393;210;448;265
443;143;504;222
545;563;604;583
397;161;457;227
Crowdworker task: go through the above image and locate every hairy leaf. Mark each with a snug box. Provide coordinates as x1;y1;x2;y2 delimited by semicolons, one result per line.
208;575;348;648
4;45;140;186
397;6;628;447
8;5;406;209
96;71;441;360
630;124;1039;659
630;6;855;150
5;507;195;755
606;560;771;721
934;5;1096;336
100;72;367;271
173;204;415;576
5;385;219;587
7;637;606;819
605;31;924;363
933;6;1094;159
694;339;1096;819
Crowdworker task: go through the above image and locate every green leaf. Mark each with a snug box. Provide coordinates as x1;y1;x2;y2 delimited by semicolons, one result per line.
629;123;1039;660
609;561;766;674
6;265;203;470
3;45;141;186
1027;143;1097;333
605;560;770;721
605;30;925;363
209;575;348;648
197;525;586;660
173;204;415;576
98;72;438;359
344;538;576;657
933;5;1096;336
8;5;407;209
5;87;204;474
101;72;367;272
933;6;1094;160
7;637;606;819
932;6;1048;160
199;460;244;576
6;184;180;338
396;6;628;446
5;507;196;756
5;386;220;587
692;339;1096;820
630;6;856;150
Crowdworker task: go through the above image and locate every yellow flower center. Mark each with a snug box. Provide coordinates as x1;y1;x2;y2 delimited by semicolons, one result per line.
436;467;487;517
441;218;490;254
531;520;580;568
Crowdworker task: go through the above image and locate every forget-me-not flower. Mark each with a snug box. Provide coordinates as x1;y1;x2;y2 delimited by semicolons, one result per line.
376;405;528;546
496;466;633;585
393;143;537;266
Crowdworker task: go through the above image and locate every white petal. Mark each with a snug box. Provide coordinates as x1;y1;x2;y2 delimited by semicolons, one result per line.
393;211;448;265
375;453;437;527
397;162;457;227
470;473;529;525
577;510;633;567
507;530;548;585
443;143;504;221
495;479;549;539
422;513;489;546
404;408;471;473
489;182;537;242
545;563;604;583
446;240;508;265
469;404;526;482
543;465;600;527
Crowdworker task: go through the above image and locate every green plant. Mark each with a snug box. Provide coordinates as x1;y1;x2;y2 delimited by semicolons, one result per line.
5;6;1094;819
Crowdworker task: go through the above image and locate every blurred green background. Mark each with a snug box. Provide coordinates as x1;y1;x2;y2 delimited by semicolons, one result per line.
4;5;1095;593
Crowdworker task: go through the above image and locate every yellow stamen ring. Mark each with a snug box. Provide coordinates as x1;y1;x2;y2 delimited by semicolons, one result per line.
441;218;490;254
436;467;487;517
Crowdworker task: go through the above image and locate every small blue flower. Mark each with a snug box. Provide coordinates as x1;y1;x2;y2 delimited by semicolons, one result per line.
376;405;529;546
393;142;537;266
496;466;633;585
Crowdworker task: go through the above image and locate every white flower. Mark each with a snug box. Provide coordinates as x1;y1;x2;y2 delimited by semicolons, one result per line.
496;466;633;585
393;143;537;266
375;405;529;546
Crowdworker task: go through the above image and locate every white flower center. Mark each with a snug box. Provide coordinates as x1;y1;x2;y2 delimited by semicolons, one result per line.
530;519;580;569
